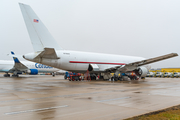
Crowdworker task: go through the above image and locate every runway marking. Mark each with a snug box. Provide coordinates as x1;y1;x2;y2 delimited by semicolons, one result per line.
5;105;68;115
96;97;131;102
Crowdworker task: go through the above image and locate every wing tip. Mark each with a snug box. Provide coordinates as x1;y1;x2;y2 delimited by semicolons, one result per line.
172;53;178;56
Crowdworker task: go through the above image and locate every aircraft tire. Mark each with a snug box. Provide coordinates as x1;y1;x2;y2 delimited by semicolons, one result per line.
12;74;19;77
4;74;10;77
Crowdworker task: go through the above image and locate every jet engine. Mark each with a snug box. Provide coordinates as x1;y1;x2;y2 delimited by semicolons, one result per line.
134;66;148;77
26;69;38;75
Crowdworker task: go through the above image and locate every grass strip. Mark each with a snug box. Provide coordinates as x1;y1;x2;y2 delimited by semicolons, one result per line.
126;104;180;120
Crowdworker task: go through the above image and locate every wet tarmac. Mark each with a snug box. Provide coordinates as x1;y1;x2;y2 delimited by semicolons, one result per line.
0;75;180;120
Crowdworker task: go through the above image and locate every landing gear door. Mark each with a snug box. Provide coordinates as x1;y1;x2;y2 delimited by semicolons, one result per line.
89;64;99;71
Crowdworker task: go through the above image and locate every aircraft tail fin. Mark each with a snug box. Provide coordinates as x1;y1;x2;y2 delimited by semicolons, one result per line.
19;3;63;52
11;51;28;70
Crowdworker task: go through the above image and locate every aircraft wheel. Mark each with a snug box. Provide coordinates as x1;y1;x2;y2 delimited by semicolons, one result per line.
12;74;19;77
4;74;10;77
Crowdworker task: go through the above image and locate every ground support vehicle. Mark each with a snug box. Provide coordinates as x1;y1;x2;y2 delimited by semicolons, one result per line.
126;72;139;80
146;72;155;77
64;72;72;79
163;72;173;78
111;72;138;81
65;71;94;81
155;72;164;77
69;73;81;81
110;73;121;81
172;72;180;78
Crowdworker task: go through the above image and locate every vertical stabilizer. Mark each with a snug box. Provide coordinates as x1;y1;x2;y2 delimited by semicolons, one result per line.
19;3;63;52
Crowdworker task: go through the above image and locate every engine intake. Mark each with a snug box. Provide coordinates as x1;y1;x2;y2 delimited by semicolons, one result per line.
26;69;38;75
134;66;148;77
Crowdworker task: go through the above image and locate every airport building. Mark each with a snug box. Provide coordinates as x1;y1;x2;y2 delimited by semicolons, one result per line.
151;68;180;72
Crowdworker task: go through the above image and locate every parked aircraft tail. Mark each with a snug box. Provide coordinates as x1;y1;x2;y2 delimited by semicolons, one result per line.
19;3;63;52
10;51;28;71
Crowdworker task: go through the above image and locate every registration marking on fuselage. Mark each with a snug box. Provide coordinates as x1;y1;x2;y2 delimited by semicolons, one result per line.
5;105;68;115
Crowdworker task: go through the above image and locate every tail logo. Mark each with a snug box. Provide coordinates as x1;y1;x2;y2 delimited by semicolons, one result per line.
13;57;20;63
33;19;39;23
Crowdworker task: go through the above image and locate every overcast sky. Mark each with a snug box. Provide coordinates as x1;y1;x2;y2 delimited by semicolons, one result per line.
0;0;180;68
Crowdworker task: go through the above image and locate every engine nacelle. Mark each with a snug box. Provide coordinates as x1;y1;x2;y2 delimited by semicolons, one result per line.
134;66;148;77
26;69;38;75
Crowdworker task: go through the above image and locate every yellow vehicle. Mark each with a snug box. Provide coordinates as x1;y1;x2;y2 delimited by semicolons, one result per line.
161;68;180;78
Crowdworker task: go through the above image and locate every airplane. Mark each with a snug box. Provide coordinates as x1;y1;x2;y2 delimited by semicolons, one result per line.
19;3;178;80
0;51;60;77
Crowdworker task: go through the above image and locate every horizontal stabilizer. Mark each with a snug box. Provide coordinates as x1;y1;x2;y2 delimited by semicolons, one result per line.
34;48;60;59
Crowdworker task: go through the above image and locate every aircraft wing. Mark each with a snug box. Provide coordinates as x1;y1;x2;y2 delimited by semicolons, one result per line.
0;69;10;72
105;53;178;73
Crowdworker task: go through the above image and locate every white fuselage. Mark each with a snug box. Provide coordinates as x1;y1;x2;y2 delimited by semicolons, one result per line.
24;50;146;73
0;60;59;73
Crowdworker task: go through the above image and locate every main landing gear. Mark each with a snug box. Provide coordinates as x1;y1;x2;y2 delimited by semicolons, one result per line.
3;72;19;77
52;72;55;77
12;74;19;77
12;71;19;77
4;73;10;77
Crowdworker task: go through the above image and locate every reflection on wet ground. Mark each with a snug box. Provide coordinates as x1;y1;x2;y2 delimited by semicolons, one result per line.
0;75;180;120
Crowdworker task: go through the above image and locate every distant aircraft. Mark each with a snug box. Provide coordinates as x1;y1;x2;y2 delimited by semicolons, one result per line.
0;52;60;77
19;3;178;80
